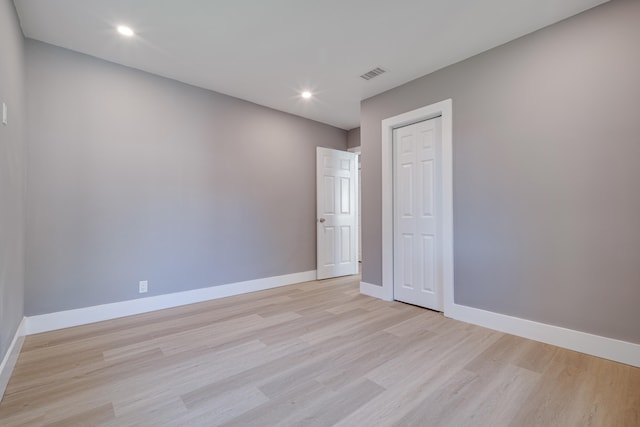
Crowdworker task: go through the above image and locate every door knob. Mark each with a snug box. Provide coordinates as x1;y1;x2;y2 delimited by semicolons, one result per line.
319;218;326;223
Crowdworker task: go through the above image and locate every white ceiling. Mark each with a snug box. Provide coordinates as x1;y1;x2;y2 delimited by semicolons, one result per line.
14;0;608;130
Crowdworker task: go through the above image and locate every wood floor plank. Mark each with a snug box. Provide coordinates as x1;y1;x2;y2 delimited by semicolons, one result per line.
1;273;638;426
446;364;540;426
43;403;115;427
172;385;268;426
273;378;385;427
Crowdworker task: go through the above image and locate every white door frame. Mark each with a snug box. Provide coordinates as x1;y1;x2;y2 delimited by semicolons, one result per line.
381;99;454;314
348;147;361;263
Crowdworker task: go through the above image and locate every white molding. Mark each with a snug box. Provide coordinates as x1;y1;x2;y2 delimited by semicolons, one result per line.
359;281;393;301
381;99;454;312
447;303;640;368
25;270;316;335
0;317;26;401
347;146;361;154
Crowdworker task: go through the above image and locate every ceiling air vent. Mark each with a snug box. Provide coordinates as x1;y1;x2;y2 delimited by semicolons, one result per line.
360;67;386;81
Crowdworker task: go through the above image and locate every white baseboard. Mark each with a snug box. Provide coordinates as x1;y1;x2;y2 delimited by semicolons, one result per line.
446;303;640;368
359;284;640;368
0;317;26;401
26;270;316;335
360;281;392;301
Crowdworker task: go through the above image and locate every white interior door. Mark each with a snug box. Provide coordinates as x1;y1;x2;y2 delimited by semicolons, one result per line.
317;147;358;279
393;117;443;310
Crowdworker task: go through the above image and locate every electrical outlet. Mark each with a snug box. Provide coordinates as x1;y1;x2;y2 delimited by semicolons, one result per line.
139;280;148;293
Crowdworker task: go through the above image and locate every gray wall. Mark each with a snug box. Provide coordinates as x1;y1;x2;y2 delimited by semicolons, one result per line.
361;0;640;344
347;127;360;149
25;40;347;316
0;0;25;361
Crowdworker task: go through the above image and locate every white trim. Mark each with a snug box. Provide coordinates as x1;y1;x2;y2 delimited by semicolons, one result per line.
359;281;393;301
347;146;362;154
353;151;360;266
0;317;26;401
447;303;640;368
25;270;316;335
380;99;454;312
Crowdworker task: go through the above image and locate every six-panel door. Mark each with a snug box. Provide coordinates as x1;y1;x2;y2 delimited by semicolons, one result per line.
317;147;358;280
393;117;443;310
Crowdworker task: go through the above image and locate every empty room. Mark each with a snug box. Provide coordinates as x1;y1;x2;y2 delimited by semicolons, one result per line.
1;0;639;425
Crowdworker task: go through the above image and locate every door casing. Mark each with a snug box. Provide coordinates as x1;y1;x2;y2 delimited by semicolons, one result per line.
381;99;454;313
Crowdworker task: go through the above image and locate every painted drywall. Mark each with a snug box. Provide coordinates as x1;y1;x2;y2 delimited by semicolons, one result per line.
25;40;347;316
347;127;360;149
0;0;25;362
361;0;640;344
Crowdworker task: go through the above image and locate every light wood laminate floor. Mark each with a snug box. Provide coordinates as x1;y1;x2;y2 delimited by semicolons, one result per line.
1;274;639;426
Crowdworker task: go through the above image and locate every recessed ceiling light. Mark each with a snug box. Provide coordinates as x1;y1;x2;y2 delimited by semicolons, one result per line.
117;25;134;37
301;91;312;99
